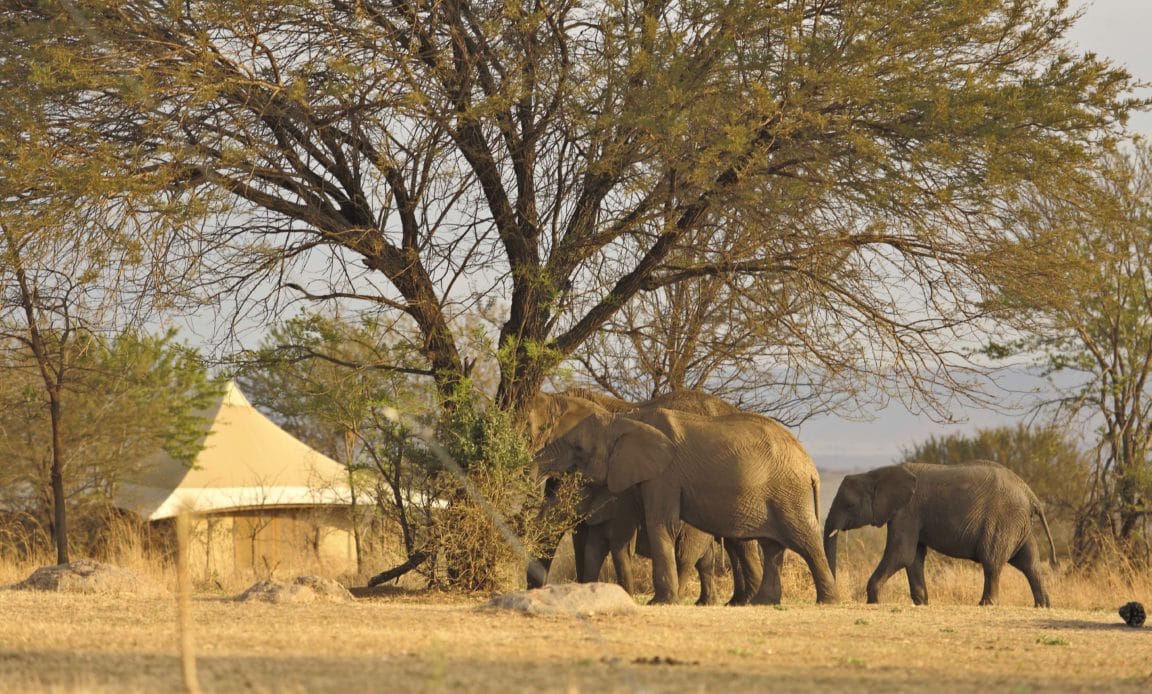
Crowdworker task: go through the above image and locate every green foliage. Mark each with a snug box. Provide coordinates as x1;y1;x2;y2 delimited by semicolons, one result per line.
437;382;534;475
237;310;439;575
984;144;1152;563
3;0;1142;413
0;329;220;554
431;380;573;591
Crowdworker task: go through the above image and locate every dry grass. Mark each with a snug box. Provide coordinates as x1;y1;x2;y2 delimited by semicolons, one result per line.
1;587;1150;693
2;524;1150;692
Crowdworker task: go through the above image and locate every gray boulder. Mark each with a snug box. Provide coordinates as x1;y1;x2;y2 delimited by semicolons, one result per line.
236;575;354;604
13;559;168;597
484;582;638;616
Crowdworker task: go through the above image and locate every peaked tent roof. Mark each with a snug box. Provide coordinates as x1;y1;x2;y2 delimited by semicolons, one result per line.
117;381;353;520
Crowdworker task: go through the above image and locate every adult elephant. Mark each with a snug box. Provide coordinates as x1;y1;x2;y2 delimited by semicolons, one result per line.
823;461;1057;607
525;390;762;604
536;407;837;605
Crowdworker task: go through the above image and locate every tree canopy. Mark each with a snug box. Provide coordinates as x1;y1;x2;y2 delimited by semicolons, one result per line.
2;0;1141;416
989;143;1152;563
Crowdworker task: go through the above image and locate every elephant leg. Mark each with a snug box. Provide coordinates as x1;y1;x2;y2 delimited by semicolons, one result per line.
571;523;590;585
641;496;680;605
978;561;1003;606
906;543;929;605
867;526;915;604
780;524;838;604
692;540;722;606
727;540;762;606
580;525;612;583
608;526;638;593
672;526;717;605
751;540;785;605
526;557;551;589
725;540;746;604
1009;541;1050;608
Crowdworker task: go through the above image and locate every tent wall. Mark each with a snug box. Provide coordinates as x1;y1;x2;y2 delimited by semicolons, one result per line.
184;508;358;579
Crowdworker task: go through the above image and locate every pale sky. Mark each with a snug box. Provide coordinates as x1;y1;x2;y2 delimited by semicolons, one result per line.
801;0;1152;469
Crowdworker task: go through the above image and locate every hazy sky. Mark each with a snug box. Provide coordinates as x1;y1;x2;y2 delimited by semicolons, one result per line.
801;0;1152;469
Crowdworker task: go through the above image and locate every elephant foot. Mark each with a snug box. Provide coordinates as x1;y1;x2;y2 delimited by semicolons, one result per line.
749;596;782;606
726;598;752;607
866;596;880;605
978;598;995;606
648;594;678;606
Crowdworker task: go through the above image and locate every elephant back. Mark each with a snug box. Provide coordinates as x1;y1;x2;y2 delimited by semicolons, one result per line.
905;462;1038;557
640;390;740;417
563;388;635;412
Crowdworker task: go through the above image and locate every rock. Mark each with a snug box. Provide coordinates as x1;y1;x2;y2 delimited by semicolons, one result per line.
13;559;168;597
1118;601;1145;628
483;582;638;616
236;575;354;604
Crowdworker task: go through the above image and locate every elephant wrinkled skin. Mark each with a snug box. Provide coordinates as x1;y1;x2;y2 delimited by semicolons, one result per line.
537;407;837;605
823;461;1057;607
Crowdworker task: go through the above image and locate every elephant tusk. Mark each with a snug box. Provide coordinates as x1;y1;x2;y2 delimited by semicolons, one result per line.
826;529;838;538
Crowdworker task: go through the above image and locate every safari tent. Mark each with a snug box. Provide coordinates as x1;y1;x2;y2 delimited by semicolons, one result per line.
116;381;361;577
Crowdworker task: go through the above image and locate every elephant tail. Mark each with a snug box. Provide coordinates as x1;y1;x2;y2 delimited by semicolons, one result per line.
811;474;821;525
1029;493;1058;568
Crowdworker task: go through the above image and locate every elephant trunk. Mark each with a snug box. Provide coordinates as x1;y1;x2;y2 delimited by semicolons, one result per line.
823;509;845;577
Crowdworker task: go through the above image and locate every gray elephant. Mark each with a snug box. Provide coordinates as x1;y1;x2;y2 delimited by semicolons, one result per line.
537;407;837;605
823;461;1057;607
576;483;726;603
525;390;762;604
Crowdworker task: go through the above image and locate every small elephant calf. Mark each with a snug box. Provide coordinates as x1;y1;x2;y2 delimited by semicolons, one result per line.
823;461;1056;607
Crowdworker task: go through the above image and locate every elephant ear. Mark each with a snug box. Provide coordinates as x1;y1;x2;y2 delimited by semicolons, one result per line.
604;417;676;494
869;466;918;525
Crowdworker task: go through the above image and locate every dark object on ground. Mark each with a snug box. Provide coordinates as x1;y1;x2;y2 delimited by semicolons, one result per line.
1118;601;1145;627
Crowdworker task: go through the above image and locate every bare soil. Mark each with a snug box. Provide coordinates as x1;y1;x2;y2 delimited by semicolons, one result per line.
1;587;1149;693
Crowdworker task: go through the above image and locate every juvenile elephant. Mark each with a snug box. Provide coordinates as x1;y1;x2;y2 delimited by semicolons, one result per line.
537;407;837;605
575;484;727;603
525;390;763;603
823;461;1057;607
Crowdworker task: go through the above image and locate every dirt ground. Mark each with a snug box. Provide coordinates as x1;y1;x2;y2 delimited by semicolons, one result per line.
1;587;1150;693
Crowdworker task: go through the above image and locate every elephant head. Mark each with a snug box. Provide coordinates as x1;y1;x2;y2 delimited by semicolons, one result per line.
535;412;677;494
823;465;918;576
523;393;608;452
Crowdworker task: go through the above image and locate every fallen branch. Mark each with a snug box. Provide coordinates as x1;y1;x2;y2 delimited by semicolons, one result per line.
366;552;429;587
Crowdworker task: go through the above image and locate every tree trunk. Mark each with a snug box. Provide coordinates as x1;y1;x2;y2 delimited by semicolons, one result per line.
48;391;68;564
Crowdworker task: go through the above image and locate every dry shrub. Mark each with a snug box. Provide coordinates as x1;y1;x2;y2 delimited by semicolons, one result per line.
428;464;582;592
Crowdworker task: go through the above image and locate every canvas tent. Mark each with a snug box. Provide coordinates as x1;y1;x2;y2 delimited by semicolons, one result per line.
117;381;361;576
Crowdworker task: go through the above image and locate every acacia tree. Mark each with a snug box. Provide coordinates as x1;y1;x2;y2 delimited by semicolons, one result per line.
993;145;1152;563
570;270;864;421
5;1;1140;419
1;9;204;563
